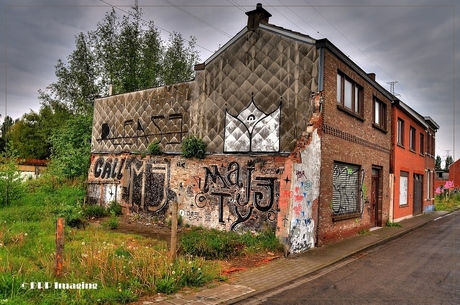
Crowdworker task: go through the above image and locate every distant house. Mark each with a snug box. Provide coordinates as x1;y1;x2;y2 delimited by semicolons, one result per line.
436;159;460;193
391;100;439;221
86;3;437;252
448;159;460;188
17;159;48;180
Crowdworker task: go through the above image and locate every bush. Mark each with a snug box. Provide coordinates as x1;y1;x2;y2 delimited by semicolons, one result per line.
181;136;206;159
107;201;123;216
102;215;119;230
180;226;283;260
147;139;162;155
179;227;244;259
53;202;85;228
83;204;108;218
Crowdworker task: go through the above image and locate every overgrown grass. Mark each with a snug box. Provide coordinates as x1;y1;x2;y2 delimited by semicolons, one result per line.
0;177;223;304
435;192;460;212
179;226;284;260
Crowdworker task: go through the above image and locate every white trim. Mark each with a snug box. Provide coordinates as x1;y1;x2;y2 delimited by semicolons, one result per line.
259;23;316;45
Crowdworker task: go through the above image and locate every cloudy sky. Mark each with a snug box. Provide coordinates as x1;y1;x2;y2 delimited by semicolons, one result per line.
1;0;458;162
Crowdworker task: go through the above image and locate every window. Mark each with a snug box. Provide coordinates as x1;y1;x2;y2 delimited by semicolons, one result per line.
409;126;416;151
427;132;435;156
397;118;404;146
373;97;387;130
427;170;432;200
332;162;362;217
337;72;363;116
420;133;425;155
399;171;409;206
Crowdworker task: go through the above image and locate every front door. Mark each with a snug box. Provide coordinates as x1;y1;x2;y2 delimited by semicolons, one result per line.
371;168;381;227
413;174;423;215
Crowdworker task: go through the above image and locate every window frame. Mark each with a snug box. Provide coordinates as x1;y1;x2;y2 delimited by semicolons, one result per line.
397;118;405;147
399;171;409;206
332;162;363;220
419;132;425;155
336;71;363;118
373;97;387;131
409;126;416;152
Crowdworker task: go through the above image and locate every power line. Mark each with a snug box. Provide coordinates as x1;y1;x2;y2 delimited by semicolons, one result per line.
98;0;214;54
162;0;233;38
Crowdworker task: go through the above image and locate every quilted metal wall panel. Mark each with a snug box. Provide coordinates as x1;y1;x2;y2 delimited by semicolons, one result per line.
91;27;319;154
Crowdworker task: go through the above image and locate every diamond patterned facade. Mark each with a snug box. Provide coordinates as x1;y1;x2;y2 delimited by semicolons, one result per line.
91;27;319;154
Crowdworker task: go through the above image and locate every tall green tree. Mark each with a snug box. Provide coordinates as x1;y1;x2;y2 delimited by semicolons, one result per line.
0;142;24;206
435;155;442;170
48;115;93;179
20;4;199;171
445;155;454;170
9;102;72;160
162;32;199;85
0;116;14;153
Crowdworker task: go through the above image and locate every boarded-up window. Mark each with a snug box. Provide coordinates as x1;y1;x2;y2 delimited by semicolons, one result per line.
400;171;409;206
332;162;362;216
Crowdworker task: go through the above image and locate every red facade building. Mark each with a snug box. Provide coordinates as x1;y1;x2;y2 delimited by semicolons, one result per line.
391;100;439;221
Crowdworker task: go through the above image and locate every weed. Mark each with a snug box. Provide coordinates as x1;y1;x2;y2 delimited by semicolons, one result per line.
386;220;402;227
435;194;460;212
181;136;206;159
102;215;119;230
82;204;108;218
147;139;162;155
179;226;283;259
107;201;123;216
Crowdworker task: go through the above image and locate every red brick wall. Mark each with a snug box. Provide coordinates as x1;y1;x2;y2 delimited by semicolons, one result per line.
87;153;288;233
317;49;392;245
449;159;460;189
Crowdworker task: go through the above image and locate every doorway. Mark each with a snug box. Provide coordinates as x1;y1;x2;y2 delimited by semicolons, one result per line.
371;168;382;227
413;174;423;215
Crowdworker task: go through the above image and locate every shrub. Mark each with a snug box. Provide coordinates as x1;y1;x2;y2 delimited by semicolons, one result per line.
83;204;108;218
147;139;162;155
179;227;244;259
53;202;85;228
107;201;123;216
181;136;206;159
102;215;119;230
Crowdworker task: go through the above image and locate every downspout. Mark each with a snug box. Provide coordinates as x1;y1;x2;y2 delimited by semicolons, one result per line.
315;47;325;246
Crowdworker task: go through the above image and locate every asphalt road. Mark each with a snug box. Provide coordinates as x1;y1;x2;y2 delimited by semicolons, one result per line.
260;211;460;305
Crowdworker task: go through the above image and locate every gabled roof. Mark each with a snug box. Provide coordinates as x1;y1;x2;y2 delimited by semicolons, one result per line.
204;19;316;66
393;99;439;131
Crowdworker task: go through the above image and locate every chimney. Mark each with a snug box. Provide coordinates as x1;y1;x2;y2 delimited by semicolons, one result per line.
246;3;272;30
367;73;376;81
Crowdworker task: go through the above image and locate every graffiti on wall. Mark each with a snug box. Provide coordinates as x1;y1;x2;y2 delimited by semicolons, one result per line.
289;169;317;252
332;163;365;215
224;96;281;152
91;156;174;215
288;129;321;253
193;161;282;231
98;112;187;147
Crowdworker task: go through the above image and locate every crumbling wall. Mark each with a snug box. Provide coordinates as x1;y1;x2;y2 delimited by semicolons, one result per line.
87;153;286;232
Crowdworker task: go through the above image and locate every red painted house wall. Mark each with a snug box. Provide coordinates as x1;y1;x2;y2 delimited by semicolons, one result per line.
392;103;435;221
448;159;460;189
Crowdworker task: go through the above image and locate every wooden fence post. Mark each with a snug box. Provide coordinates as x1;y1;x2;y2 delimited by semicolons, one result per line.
55;217;65;276
170;200;178;260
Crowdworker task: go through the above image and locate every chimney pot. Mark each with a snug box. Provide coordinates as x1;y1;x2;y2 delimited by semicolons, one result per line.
246;3;272;30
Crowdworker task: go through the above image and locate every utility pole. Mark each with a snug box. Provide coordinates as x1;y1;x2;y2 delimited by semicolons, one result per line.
387;81;399;96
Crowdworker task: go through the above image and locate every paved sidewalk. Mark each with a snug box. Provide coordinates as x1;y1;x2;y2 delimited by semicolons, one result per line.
141;211;449;305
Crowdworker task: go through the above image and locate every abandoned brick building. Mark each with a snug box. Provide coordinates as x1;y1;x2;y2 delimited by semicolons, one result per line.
87;3;436;253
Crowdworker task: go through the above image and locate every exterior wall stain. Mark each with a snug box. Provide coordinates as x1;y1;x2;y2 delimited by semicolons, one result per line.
288;128;321;253
87;154;286;233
